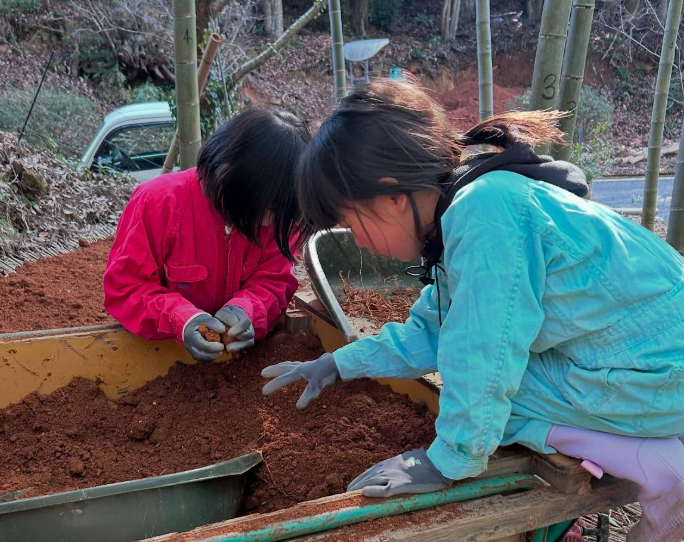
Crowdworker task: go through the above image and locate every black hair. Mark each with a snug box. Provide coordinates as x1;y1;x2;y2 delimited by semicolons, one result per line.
297;77;566;240
197;107;313;261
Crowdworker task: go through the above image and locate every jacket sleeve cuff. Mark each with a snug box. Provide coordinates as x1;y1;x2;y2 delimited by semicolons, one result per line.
175;308;207;344
427;436;489;480
333;343;370;380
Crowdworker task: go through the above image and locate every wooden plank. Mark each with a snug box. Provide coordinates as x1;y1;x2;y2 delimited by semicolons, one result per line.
477;446;532;479
303;478;636;542
284;309;312;334
150;447;532;541
147;451;548;542
303;531;523;542
294;291;336;327
530;453;592;495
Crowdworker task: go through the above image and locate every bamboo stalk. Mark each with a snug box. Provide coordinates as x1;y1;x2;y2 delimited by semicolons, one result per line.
163;33;221;174
666;118;684;255
441;0;461;41
476;0;493;121
450;0;461;41
642;0;684;231
329;0;346;101
441;0;450;39
165;0;325;174
173;0;202;170
551;0;596;161
529;0;572;154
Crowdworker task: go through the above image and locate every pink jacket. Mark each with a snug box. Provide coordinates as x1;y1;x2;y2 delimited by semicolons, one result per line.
103;168;298;344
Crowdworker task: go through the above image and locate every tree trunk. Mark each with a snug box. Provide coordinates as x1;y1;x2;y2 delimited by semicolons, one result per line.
264;0;283;38
461;0;475;20
523;0;544;23
657;0;668;23
196;0;212;40
529;0;572;154
551;0;596;161
352;0;370;36
173;0;202;170
263;0;273;36
667;117;684;255
67;25;81;79
272;0;284;38
476;0;493;121
329;0;346;101
642;0;684;230
442;0;461;41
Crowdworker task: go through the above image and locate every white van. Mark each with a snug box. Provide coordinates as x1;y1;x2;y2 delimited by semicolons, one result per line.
80;102;175;182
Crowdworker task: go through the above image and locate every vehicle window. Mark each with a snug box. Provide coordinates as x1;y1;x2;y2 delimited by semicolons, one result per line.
92;122;175;173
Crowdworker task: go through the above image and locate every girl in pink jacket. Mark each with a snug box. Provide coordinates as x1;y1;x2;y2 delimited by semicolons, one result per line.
103;108;311;361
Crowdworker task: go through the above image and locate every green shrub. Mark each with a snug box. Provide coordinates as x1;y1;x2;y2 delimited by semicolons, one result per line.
370;0;403;32
0;86;101;157
572;87;614;146
509;86;614;180
569;123;613;183
509;86;614;145
128;82;172;104
0;0;42;15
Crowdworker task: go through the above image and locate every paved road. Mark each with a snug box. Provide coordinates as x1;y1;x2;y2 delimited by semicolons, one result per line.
592;176;675;223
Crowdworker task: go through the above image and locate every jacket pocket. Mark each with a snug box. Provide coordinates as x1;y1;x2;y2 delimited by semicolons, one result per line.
561;363;634;415
164;263;208;290
635;368;684;435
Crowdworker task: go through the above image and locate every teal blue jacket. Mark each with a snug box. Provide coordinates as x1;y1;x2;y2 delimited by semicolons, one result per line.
334;171;684;480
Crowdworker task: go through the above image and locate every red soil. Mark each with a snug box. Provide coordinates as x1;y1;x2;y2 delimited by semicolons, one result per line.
0;239;115;333
440;80;527;131
0;330;437;514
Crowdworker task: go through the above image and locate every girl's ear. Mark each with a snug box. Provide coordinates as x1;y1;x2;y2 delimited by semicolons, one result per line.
389;193;409;213
378;178;407;213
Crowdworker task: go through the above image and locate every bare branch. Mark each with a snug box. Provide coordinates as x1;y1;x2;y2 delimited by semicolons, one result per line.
231;0;325;83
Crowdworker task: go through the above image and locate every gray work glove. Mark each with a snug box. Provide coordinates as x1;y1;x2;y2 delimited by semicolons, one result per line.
347;449;453;498
183;313;226;362
215;305;255;353
261;353;340;409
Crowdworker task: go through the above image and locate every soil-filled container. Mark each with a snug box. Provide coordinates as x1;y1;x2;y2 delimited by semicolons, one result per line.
0;302;630;542
0;452;262;542
304;228;422;342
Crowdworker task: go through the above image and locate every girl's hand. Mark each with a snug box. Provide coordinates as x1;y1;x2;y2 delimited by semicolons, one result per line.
347;449;453;497
261;353;340;409
215;305;255;353
183;313;226;362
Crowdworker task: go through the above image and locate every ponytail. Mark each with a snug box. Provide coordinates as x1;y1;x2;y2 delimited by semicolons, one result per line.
298;77;570;234
457;110;568;150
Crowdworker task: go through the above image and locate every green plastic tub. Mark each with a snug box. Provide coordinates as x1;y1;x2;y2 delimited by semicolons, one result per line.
304;228;421;343
0;451;262;542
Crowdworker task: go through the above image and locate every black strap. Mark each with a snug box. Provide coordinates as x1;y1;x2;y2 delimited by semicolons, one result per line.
412;143;587;284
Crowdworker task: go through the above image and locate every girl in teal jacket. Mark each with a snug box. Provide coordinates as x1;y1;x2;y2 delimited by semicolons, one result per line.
262;79;684;542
